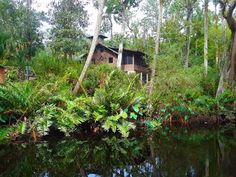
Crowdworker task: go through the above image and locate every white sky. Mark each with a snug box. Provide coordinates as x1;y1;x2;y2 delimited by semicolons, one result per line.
32;0;218;38
32;0;112;35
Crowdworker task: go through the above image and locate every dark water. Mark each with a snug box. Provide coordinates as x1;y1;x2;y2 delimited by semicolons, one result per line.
1;127;236;177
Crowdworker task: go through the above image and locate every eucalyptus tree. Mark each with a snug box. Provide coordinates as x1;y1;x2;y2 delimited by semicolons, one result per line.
217;0;236;95
49;0;88;59
142;0;159;34
149;0;164;96
101;14;113;39
184;0;198;68
105;0;141;68
204;0;209;76
73;0;105;94
213;0;220;66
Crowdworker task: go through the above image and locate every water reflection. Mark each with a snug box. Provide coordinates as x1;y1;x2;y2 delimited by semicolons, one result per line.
0;128;236;177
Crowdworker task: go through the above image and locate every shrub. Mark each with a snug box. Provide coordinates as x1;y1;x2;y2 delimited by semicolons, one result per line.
0;81;58;124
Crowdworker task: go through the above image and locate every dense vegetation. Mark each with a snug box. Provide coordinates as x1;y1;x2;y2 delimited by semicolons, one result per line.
0;0;235;141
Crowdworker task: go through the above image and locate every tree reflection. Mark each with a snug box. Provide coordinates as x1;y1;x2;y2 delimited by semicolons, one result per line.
0;128;236;177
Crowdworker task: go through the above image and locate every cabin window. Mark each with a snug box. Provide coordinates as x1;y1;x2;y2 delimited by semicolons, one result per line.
123;55;133;64
109;57;113;63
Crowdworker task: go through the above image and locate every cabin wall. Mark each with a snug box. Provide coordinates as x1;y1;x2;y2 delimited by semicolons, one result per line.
92;48;118;65
134;65;148;73
121;64;134;72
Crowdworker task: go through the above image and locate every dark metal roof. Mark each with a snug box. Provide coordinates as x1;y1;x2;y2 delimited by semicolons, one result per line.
96;43;118;55
87;34;108;39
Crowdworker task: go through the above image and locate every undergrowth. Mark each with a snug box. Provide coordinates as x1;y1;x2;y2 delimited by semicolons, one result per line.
0;51;235;140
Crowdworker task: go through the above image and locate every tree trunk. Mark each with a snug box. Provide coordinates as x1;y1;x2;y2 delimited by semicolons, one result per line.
109;14;113;40
205;157;209;177
214;2;219;67
69;53;72;60
217;17;227;96
26;0;32;61
229;32;236;84
117;42;123;69
217;0;236;96
73;0;105;94
204;0;209;76
117;12;126;69
184;1;193;68
149;0;163;95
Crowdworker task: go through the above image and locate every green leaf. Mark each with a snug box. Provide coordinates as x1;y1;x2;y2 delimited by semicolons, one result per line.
120;111;128;119
19;122;27;135
160;109;166;113
132;104;140;113
93;111;103;121
130;112;138;120
124;108;129;113
146;120;161;130
184;115;189;120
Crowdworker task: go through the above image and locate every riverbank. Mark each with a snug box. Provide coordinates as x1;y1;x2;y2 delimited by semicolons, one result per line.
0;59;235;142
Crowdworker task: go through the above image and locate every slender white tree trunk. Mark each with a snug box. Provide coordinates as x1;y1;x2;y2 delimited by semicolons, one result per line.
184;23;191;68
117;12;126;69
149;0;163;95
204;0;209;76
214;2;219;67
216;17;227;96
73;0;105;94
117;42;123;69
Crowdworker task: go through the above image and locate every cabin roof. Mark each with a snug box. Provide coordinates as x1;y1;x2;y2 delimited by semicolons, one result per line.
87;34;108;40
97;43;118;55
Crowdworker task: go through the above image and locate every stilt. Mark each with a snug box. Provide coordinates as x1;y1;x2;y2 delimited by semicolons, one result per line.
140;72;143;82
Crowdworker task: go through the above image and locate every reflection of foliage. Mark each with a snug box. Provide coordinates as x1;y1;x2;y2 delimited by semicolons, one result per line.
1;129;236;177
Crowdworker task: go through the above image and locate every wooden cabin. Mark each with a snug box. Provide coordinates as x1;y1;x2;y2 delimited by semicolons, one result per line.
89;35;150;82
0;66;7;84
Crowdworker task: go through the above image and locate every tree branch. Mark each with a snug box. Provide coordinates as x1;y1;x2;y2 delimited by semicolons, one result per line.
219;0;227;18
220;0;236;31
228;0;236;17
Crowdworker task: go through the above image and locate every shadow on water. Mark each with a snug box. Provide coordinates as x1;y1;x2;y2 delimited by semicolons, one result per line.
0;126;236;177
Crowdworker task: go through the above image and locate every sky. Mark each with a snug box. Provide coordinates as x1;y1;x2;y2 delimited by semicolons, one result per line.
32;0;218;38
31;0;115;35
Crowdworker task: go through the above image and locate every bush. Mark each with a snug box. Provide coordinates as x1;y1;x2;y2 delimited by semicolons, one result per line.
31;51;83;79
0;81;59;124
217;89;236;112
152;57;203;107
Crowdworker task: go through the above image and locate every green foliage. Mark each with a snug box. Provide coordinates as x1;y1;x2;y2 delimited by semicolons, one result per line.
0;0;44;61
49;0;88;59
217;89;236;112
33;97;90;136
0;81;59;123
89;68;146;137
152;56;203;106
193;95;218;113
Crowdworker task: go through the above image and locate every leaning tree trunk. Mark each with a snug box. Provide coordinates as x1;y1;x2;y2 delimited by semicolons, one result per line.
149;0;163;96
217;0;236;96
204;0;209;76
73;0;105;94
